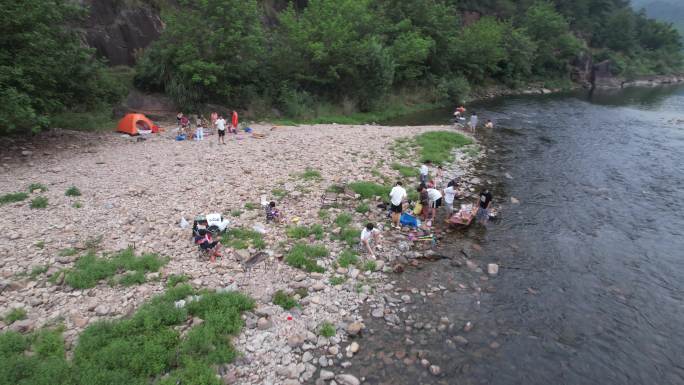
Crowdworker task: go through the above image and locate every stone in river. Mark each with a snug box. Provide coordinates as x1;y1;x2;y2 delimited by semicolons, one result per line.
429;365;441;375
487;263;499;276
335;374;360;385
346;322;364;336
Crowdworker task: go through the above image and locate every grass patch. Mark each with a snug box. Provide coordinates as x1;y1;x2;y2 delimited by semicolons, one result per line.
167;274;189;288
391;163;419;178
415;131;473;164
285;243;328;273
230;209;243;217
35;241;45;249
337;249;359;268
463;144;480;158
272;290;298;310
0;192;29;206
58;248;78;257
0;285;254;385
318;209;330;220
355;202;370;214
300;168;322;181
72;201;83;208
271;188;288;198
362;260;377;272
318;321;336;338
30;196;49;209
4;308;27;324
334;213;353;228
63;248;167;289
326;184;345;193
28;183;48;193
118;271;146;286
65;186;81;197
29;265;49;279
294;287;308;299
244;202;258;210
221;228;266;250
329;276;347;286
286;224;324;240
348;181;390;199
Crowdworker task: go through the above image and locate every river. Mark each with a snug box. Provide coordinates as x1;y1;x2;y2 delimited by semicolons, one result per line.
352;85;684;385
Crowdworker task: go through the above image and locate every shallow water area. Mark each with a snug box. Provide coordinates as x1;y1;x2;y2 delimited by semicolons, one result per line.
353;85;684;385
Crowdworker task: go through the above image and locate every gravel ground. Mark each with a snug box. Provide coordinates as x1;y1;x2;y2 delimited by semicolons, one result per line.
0;123;477;385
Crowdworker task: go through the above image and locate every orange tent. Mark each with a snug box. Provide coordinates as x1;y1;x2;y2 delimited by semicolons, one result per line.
117;113;159;135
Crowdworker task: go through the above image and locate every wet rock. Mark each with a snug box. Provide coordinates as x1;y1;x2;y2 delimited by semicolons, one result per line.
429;365;441;375
464;321;473;332
335;374;360;385
349;342;360;353
346;321;364;336
371;308;384;318
490;341;501;349
487;263;499;276
319;369;335;380
454;335;469;345
510;197;520;204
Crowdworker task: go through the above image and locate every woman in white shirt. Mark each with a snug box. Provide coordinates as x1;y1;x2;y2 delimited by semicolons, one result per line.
360;223;381;258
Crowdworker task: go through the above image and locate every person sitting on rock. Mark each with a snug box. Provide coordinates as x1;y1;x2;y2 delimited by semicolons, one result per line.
194;228;222;262
360;223;381;259
265;201;281;223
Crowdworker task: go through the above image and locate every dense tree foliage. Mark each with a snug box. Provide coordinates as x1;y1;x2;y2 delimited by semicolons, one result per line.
133;0;681;114
2;0;682;133
0;0;125;134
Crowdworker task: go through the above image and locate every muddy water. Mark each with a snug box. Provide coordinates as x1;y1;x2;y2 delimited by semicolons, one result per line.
353;86;684;385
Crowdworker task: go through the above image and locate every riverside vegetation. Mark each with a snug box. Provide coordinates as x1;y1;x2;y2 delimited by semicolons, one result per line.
2;0;683;134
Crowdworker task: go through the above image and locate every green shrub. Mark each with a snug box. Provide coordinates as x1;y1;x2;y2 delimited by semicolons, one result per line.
167;274;189;288
273;290;298;310
348;181;390;199
72;201;83;208
286;224;324;240
355;203;370;214
0;286;253;385
244;202;258;210
58;248;77;257
28;183;48;193
63;248;167;289
271;189;288;198
318;209;330;220
301;168;322;181
334;213;353;227
363;260;377;272
285;243;328;273
0;192;29;205
4;308;27;324
221;228;266;250
415;131;473;164
29;264;49;278
230;210;243;217
30;196;48;209
35;241;45;249
326;184;345;193
119;271;146;286
337;250;358;268
335;226;360;247
329;276;347;286
65;186;81;197
391;163;419;178
318;322;336;338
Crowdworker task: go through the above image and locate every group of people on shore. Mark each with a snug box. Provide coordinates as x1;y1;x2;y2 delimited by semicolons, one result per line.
453;104;494;131
176;111;239;143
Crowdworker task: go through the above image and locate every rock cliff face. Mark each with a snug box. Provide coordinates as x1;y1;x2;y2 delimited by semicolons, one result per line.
80;1;164;66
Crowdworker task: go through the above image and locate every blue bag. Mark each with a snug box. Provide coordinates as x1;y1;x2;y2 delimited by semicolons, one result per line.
400;213;418;227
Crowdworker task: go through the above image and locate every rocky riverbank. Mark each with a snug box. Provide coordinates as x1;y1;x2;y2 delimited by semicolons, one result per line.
0;123;481;384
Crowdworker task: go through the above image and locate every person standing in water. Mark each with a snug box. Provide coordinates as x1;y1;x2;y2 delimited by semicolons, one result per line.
469;112;478;131
476;187;493;225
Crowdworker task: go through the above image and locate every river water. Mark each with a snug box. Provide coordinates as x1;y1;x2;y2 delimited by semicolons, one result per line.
353;86;684;385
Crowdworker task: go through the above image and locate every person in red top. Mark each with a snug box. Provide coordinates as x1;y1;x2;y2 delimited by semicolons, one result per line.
231;110;239;134
210;112;218;130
